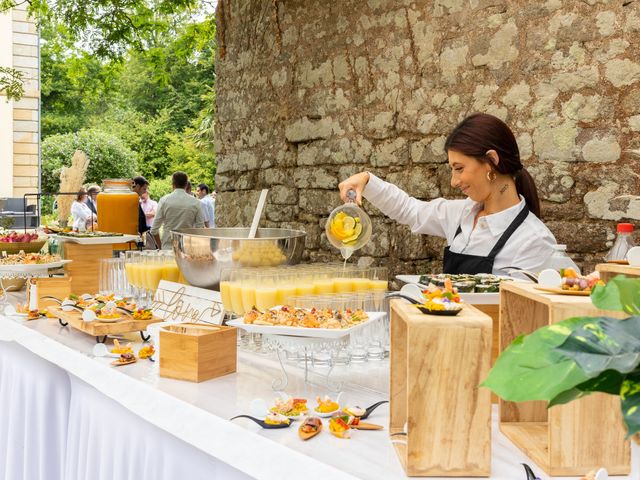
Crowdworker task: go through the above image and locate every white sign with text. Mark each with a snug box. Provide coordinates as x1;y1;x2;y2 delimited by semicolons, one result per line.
151;280;223;325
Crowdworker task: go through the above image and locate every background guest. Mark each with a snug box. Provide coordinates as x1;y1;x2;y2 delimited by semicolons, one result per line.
132;176;151;235
151;171;205;249
196;183;215;228
185;181;193;196
71;188;96;231
140;191;158;228
85;185;100;214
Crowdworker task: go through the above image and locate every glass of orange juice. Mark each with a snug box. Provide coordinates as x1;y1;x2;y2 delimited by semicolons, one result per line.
254;272;278;312
369;267;388;291
227;270;245;316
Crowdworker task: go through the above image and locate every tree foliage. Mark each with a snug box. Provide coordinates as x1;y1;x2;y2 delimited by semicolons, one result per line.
41;129;138;195
36;0;217;198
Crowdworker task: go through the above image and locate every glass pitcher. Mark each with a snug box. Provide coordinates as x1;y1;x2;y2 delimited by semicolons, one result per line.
96;179;139;235
325;190;372;260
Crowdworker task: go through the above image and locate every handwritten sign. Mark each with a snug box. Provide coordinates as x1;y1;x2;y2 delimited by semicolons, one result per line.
151;280;223;325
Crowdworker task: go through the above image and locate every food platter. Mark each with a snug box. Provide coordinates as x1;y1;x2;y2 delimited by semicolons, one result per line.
396;275;499;304
49;234;140;245
0;259;71;273
227;311;385;339
534;286;591;296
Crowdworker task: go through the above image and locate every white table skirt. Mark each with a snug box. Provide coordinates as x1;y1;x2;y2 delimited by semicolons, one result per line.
0;341;70;480
0;342;250;480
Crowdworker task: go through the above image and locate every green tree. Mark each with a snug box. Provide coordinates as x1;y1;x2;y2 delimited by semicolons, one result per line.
41;129;138;195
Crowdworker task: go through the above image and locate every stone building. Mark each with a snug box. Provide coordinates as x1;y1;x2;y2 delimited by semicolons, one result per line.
0;3;40;199
215;0;640;276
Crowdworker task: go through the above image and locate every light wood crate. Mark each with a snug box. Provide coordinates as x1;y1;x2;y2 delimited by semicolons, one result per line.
595;263;640;282
390;300;492;477
160;323;237;383
499;282;630;476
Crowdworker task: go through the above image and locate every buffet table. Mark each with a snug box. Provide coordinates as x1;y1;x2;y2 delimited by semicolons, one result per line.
1;306;638;479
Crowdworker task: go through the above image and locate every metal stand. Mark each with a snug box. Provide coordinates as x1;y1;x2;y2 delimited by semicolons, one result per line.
262;334;348;393
140;331;150;342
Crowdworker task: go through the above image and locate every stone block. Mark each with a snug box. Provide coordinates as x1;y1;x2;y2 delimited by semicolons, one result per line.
265;204;298;222
13;109;37;121
293;167;338;189
299;189;340;215
13;143;37;154
394;223;447;260
12;32;38;46
385;167;440;199
285;117;333;143
270;185;298;205
370;137;409;167
13;120;38;132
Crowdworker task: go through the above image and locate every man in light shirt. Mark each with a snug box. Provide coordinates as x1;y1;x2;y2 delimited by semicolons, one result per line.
196;183;215;228
139;191;158;228
151;171;205;249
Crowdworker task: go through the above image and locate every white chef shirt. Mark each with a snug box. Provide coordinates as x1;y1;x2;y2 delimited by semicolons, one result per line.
363;173;557;276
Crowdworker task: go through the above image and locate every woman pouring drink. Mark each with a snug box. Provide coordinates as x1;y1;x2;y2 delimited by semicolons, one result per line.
338;113;557;275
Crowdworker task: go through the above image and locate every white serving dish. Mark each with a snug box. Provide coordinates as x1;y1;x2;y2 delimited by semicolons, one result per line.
0;259;72;273
227;311;385;339
395;275;499;305
49;234;140;245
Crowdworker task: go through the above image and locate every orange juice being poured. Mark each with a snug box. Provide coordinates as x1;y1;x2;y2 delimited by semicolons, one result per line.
326;190;372;262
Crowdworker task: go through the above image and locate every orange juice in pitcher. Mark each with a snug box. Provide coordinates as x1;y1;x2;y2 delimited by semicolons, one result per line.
96;179;139;234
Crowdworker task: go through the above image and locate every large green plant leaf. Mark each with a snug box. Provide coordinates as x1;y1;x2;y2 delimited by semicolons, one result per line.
591;276;640;315
621;372;640;436
482;317;592;401
549;370;625;406
553;316;640;376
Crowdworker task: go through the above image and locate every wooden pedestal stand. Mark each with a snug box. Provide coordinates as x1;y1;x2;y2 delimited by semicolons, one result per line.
499;282;630;476
596;263;640;282
61;243;113;294
390;300;492;477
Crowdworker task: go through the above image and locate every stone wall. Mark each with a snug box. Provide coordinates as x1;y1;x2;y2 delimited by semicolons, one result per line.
215;0;640;278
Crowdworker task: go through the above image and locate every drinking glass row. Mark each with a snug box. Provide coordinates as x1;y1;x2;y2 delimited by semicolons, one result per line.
219;264;388;316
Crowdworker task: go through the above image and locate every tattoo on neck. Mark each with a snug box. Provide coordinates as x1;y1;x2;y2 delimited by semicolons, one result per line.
499;184;508;195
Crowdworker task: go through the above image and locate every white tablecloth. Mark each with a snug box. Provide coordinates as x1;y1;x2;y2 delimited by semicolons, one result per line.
1;312;638;480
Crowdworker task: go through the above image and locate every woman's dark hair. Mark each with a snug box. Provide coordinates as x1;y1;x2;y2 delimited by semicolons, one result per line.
444;113;541;218
76;188;88;201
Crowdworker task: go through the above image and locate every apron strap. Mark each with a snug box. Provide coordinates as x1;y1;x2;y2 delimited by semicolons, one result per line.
486;205;530;260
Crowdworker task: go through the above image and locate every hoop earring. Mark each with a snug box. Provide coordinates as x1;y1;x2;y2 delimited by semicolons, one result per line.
487;170;497;182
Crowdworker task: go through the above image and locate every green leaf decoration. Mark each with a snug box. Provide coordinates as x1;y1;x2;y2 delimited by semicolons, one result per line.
591;275;640;315
621;372;640;437
482;316;592;402
549;370;625;407
553;316;640;376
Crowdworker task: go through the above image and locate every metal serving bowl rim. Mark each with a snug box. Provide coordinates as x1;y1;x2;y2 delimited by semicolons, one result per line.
171;227;307;241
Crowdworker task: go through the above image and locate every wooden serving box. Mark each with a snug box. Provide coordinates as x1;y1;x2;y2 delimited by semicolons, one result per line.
595;262;640;282
47;305;161;341
390;300;492;477
499;282;630;476
159;323;237;383
30;276;72;308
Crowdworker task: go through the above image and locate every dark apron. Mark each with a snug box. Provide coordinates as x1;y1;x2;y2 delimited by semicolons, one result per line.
442;205;530;275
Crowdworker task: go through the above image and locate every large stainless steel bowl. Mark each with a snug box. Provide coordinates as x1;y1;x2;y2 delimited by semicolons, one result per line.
171;227;307;289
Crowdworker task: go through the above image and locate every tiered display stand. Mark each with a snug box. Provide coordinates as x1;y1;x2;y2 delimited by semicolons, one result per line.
499;282;630;476
389;300;492;477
